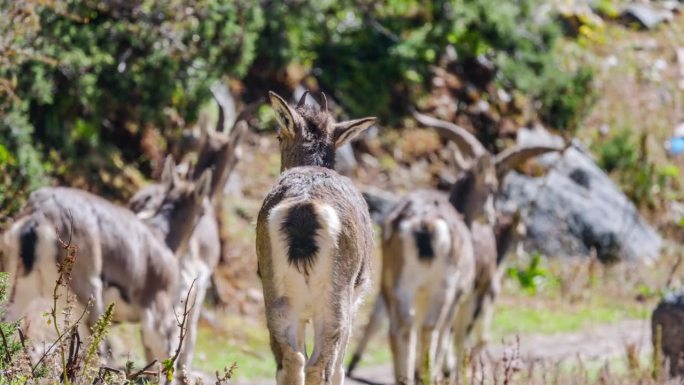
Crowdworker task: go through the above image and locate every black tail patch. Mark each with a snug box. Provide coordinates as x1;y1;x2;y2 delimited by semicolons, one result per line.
414;227;435;261
281;202;320;275
19;219;39;274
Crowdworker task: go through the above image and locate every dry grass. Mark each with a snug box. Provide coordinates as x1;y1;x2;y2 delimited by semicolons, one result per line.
442;337;681;385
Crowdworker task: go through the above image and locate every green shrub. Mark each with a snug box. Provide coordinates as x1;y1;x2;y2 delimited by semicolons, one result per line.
0;273;23;370
227;0;595;125
596;128;639;173
1;0;264;205
537;67;595;132
0;108;47;220
596;129;679;209
0;0;595;214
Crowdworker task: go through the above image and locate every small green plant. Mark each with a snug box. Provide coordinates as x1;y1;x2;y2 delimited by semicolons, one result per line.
635;283;662;302
81;303;115;382
507;253;554;294
596;129;679;209
0;244;235;384
0;273;23;376
537;67;595;133
594;0;620;19
596;129;639;173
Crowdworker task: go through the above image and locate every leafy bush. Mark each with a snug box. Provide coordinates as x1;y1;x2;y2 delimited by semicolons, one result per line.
537;67;595;132
1;0;263;206
0;110;47;220
0;0;595;215
281;0;595;125
596;129;639;173
596;129;679;209
0;273;23;371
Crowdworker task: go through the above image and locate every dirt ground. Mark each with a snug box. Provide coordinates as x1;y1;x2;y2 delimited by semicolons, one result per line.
225;318;651;385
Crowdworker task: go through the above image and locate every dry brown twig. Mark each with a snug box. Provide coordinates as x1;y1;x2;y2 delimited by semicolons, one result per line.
64;330;81;381
665;253;683;289
128;278;197;383
17;329;30;364
0;326;11;365
502;335;522;385
477;353;485;385
127;359;158;380
51;223;78;384
30;217;89;378
215;362;238;385
171;279;197;365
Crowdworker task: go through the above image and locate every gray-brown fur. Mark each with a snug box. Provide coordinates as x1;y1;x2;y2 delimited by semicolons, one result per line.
129;187;217;371
276;106;336;170
19;187;178;309
129;183;166;214
272;92;375;173
193;119;248;201
129;185;223;371
420;113;558;371
129;165;213;260
191;93;254;276
144;170;210;255
348;209;502;376
465;222;497;333
418;112;559;375
257;91;375;385
494;210;524;265
652;292;684;377
2;158;211;366
128;100;248;369
348;112;558;378
448;160;497;227
257;166;374;285
378;189;475;384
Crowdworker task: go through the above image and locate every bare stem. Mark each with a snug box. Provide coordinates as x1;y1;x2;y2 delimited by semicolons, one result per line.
0;326;11;364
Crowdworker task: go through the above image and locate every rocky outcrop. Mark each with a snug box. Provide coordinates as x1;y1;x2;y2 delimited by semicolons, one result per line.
498;127;662;263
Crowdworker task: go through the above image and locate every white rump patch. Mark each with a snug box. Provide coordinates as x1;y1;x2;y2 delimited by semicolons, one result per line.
4;220;59;323
395;217;455;318
267;200;341;337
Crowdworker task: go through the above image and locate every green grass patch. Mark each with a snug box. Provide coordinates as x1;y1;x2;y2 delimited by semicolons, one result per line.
492;297;649;339
349;295;649;373
346;321;393;369
193;316;273;379
192;315;393;379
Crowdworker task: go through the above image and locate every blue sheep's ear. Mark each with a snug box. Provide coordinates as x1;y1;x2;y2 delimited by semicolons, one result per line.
194;169;213;202
161;156;178;190
333;117;376;148
269;91;298;140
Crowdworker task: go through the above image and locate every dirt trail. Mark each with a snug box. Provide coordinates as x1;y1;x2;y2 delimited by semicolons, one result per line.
228;319;652;385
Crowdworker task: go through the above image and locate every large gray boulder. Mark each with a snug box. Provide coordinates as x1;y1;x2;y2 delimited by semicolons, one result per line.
497;127;661;263
620;3;674;30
